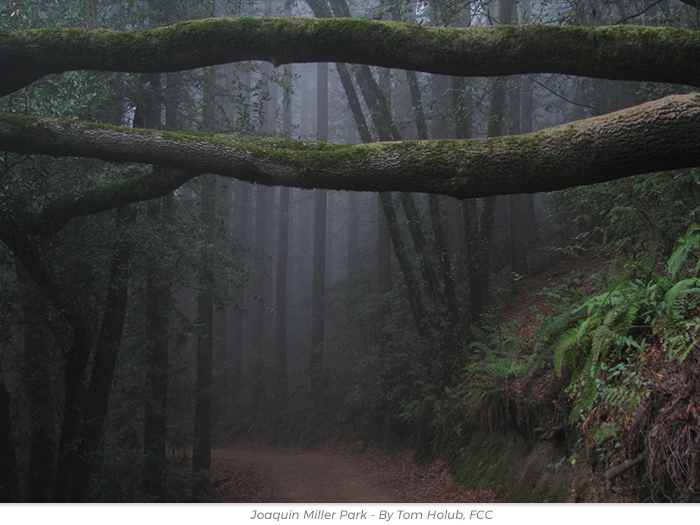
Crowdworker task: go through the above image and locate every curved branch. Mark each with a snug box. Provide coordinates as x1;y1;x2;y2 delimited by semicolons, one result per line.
1;93;699;230
1;17;700;96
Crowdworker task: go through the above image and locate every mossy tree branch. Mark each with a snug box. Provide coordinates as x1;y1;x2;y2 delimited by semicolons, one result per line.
1;17;700;97
1;92;700;233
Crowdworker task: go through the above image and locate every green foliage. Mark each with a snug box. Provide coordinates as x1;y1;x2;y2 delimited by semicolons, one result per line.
538;223;700;424
553;171;700;260
90;442;198;502
463;343;527;412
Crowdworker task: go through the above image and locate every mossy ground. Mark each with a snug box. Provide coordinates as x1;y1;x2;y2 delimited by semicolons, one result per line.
453;432;574;502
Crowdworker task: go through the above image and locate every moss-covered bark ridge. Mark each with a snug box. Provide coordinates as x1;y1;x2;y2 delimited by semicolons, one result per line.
1;17;699;96
1;93;699;233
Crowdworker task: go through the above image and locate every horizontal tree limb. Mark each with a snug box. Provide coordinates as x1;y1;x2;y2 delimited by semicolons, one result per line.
1;93;700;233
1;17;700;97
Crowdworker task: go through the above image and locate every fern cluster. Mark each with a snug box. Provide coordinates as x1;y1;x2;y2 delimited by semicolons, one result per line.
538;224;700;424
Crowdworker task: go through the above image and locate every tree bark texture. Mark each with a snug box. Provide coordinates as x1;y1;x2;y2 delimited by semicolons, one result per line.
2;18;700;97
3;92;699;230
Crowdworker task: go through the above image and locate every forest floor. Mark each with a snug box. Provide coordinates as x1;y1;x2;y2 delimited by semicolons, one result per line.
211;441;499;503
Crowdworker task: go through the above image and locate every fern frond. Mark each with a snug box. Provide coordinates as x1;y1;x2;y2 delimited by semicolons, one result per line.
664;277;700;321
538;306;586;347
553;324;586;376
664;223;700;281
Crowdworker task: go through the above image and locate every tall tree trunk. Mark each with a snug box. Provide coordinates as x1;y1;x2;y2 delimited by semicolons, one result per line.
0;229;91;502
274;186;291;415
378;193;428;339
52;325;92;501
142;196;170;500
18;273;56;502
506;5;528;279
77;203;135;501
463;0;514;324
142;70;180;499
250;184;268;413
193;68;217;498
520;70;538;248
230;181;251;401
0;378;19;502
274;55;292;416
428;195;460;333
404;69;459;335
228;50;254;403
347;192;360;282
377;195;391;297
309;60;329;402
309;188;327;401
133;71;172;501
507;79;528;277
193;174;216;498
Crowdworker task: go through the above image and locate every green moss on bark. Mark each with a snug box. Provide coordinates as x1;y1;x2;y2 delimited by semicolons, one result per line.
2;18;700;97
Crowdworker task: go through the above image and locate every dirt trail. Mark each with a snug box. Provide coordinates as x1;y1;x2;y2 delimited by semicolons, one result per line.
212;445;400;503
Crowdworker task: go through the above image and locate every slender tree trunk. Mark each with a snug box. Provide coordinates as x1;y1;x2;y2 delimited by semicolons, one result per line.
228;66;253;404
506;5;528;279
347;192;360;282
142;70;179;499
428;195;460;332
520;72;538;247
507;78;528;277
143;196;170;500
407;71;428;139
378;193;428;339
1;228;90;502
134;71;172;501
404;70;459;335
250;184;268;413
0;228;92;502
0;378;19;502
274;52;293;417
309;61;329;402
77;203;135;501
274;186;290;415
463;0;515;324
377;195;391;297
193;175;216;498
52;331;92;502
230;181;251;401
193;69;217;498
18;273;56;502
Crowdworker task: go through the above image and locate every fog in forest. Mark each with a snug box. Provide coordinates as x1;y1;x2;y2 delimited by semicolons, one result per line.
2;0;700;504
